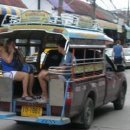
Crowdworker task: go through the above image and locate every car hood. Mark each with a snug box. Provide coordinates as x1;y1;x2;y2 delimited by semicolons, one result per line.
125;56;130;60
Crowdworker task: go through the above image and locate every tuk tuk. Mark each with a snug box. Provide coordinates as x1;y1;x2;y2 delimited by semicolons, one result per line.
0;10;127;129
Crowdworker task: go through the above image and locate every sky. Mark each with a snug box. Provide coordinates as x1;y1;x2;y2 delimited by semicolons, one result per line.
22;0;129;11
95;0;129;10
80;0;129;11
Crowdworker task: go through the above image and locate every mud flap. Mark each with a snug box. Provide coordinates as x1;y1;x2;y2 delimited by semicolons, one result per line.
49;79;65;106
0;77;13;102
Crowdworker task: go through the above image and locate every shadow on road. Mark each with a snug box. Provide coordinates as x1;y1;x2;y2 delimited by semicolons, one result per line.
94;103;114;120
3;122;76;130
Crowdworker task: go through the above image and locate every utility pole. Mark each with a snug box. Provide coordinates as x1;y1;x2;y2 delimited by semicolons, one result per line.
127;0;129;26
58;0;63;16
38;0;40;10
89;0;97;27
92;0;96;20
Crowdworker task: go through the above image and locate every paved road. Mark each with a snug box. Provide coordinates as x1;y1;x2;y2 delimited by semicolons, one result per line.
0;70;130;130
90;69;130;130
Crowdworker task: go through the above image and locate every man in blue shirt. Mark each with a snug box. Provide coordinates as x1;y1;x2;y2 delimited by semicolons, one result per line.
112;40;124;64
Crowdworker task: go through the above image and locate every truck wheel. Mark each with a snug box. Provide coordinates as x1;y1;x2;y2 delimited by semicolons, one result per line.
113;86;126;110
81;98;94;129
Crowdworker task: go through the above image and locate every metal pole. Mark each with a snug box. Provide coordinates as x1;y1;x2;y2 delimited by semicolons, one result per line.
90;0;96;27
127;0;129;26
58;0;63;16
92;0;96;20
38;0;40;10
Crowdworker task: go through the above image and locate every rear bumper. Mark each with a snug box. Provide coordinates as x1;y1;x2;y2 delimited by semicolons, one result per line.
0;111;70;125
37;116;71;125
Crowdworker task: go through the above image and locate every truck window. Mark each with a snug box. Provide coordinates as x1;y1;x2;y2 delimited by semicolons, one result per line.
71;48;104;78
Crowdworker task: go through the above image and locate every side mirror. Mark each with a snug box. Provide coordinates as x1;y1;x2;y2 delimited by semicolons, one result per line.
116;64;125;72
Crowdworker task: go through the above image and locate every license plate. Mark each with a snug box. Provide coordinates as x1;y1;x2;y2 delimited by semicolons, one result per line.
21;105;43;117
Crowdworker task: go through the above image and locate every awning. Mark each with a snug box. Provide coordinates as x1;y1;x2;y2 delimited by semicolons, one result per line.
96;19;117;30
124;24;130;39
124;24;130;31
0;5;25;15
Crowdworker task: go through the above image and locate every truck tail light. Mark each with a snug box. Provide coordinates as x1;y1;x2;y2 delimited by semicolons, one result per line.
65;85;73;106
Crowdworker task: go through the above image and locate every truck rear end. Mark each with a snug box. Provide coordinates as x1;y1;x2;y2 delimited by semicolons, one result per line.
0;77;72;125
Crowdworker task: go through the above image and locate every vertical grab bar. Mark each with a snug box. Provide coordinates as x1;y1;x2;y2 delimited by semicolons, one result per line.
60;79;70;118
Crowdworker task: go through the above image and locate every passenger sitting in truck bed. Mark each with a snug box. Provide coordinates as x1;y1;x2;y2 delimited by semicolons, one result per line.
0;39;33;101
5;38;35;98
38;38;75;103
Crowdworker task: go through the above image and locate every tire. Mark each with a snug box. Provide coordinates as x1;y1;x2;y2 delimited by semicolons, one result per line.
80;98;94;129
113;86;126;110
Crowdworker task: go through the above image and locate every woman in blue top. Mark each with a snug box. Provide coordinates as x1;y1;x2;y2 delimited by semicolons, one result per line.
0;40;32;101
5;38;35;98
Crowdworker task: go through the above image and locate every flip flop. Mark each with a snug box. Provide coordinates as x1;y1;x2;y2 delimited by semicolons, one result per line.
30;95;41;99
21;96;33;101
32;95;41;99
36;97;48;103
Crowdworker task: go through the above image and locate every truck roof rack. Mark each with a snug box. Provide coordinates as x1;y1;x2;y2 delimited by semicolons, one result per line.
1;10;103;33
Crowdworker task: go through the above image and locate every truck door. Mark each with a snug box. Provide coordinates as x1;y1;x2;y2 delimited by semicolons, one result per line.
105;55;118;103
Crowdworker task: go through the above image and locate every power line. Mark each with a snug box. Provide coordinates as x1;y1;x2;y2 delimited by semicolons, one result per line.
98;0;109;9
109;0;117;10
97;0;117;10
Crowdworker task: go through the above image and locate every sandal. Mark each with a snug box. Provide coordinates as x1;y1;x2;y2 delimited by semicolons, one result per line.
36;96;48;103
31;95;41;99
21;96;33;101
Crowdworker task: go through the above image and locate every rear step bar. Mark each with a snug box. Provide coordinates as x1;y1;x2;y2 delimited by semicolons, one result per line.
0;111;16;118
37;116;70;125
0;111;70;125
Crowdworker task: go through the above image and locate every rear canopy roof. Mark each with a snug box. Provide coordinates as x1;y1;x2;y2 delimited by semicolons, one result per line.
0;10;113;45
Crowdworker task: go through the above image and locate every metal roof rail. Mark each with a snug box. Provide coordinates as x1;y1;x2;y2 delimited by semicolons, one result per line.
1;14;21;27
49;16;63;25
48;14;79;27
61;14;79;27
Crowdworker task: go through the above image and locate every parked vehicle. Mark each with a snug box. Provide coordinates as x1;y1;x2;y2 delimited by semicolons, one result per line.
123;48;130;68
0;10;127;129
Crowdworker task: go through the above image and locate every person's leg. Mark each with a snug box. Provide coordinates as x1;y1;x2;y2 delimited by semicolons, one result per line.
28;73;34;96
38;70;48;99
114;57;118;64
115;57;122;64
14;71;29;97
